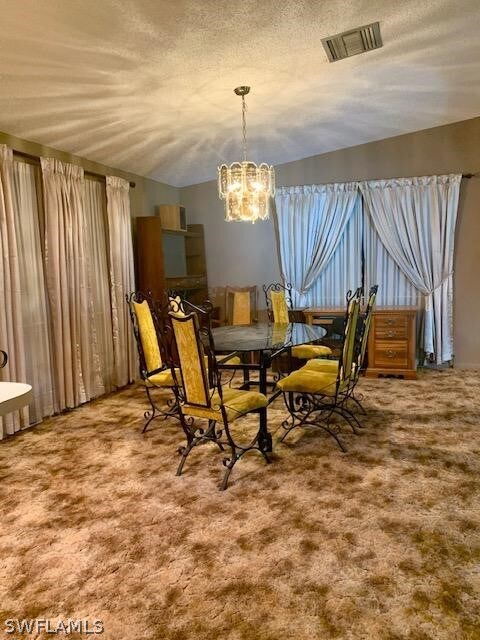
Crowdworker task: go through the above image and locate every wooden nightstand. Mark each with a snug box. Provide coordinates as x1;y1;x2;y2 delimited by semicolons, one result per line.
366;307;417;379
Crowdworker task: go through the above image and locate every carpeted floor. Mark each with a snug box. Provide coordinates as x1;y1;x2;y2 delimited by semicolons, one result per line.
1;369;479;640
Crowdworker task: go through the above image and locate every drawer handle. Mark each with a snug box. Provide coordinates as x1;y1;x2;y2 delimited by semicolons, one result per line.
386;319;396;326
386;350;397;358
386;330;396;338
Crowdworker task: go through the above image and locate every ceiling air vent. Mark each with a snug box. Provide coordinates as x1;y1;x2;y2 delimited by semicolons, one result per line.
322;22;382;62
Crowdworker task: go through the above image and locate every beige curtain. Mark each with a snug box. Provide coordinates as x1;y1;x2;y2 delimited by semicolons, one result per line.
106;176;136;386
12;160;55;423
84;179;115;395
0;145;29;437
41;157;94;409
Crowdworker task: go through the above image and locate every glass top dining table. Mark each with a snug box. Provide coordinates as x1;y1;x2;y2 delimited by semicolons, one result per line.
212;322;327;354
211;322;327;453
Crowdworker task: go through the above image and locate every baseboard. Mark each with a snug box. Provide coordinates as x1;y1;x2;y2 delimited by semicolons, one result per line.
451;362;480;369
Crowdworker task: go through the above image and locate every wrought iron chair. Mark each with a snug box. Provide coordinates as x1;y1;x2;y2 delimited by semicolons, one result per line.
225;285;258;325
168;294;242;369
263;282;332;359
126;291;179;432
276;287;363;451
225;285;259;372
164;304;271;490
302;285;378;416
263;281;293;323
0;351;7;368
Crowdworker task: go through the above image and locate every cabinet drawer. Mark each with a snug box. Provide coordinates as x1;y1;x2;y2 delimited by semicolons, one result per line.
166;275;207;290
373;340;409;368
166;276;190;289
374;315;408;330
192;275;207;288
375;326;407;340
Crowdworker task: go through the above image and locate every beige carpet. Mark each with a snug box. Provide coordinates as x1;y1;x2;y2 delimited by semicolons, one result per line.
0;369;479;640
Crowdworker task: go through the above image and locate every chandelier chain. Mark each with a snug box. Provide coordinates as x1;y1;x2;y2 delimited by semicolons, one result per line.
241;95;247;161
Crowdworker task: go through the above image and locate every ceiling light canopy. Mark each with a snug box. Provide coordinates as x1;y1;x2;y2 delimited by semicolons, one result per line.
218;86;275;223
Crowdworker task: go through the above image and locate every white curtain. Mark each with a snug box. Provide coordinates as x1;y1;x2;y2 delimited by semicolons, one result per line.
12;160;55;423
305;195;363;308
0;149;136;437
275;182;359;307
360;175;461;364
85;179;115;396
364;213;421;308
0;145;29;437
106;176;136;387
41;157;94;408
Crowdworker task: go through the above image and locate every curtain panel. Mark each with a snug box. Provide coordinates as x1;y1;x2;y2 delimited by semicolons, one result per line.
299;195;363;308
0;145;29;437
85;179;115;396
363;211;421;308
41;157;95;409
360;175;461;364
0;147;137;437
275;183;359;307
106;176;136;387
12;161;55;423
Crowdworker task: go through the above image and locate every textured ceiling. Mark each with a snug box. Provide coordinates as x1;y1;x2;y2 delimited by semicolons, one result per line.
1;0;479;187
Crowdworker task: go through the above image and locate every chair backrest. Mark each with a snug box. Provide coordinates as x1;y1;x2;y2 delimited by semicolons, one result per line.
169;310;218;408
168;294;186;317
263;282;292;323
126;291;163;377
225;285;257;325
339;288;362;382
357;285;378;370
169;295;215;330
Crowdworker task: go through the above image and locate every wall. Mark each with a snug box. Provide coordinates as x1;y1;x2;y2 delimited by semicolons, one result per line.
180;180;281;314
179;116;480;368
142;177;179;217
0;130;179;218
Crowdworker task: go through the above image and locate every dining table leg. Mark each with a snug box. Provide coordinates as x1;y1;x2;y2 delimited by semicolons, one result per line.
242;354;250;387
257;350;273;452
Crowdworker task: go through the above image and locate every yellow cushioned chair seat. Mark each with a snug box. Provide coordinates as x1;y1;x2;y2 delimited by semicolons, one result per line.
291;344;333;359
303;358;339;373
145;369;177;387
216;354;241;366
144;356;240;387
276;369;343;396
183;387;267;423
204;354;241;367
222;388;268;422
145;356;240;389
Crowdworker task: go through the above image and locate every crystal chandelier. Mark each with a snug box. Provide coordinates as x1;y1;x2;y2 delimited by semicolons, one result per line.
218;86;275;223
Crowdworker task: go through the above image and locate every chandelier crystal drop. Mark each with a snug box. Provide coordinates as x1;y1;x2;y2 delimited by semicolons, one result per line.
218;86;275;223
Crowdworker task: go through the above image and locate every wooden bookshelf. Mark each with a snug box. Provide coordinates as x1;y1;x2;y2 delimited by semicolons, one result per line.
136;217;208;304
